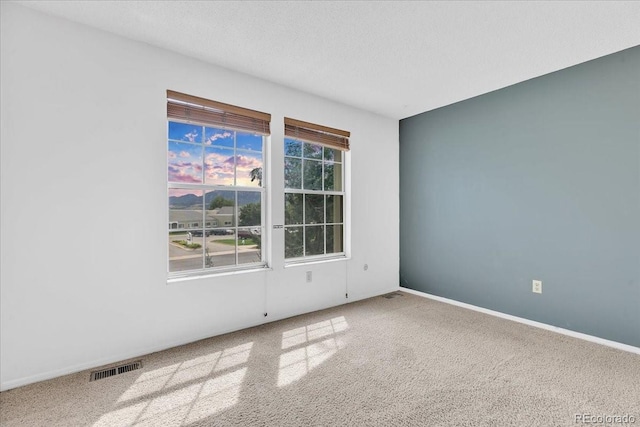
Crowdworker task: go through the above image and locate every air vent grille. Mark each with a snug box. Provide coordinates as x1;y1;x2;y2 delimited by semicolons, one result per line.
90;360;142;382
382;292;404;299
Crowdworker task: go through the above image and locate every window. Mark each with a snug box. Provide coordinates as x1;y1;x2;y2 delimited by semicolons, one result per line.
284;118;349;261
167;90;270;276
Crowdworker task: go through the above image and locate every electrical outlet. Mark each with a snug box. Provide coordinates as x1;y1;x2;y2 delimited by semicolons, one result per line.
532;280;542;294
306;271;312;283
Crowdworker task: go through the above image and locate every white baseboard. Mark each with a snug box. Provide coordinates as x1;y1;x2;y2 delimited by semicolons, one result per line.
347;286;400;303
0;320;265;392
400;287;640;356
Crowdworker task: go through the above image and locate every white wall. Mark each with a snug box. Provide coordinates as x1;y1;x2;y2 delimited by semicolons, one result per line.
0;3;399;390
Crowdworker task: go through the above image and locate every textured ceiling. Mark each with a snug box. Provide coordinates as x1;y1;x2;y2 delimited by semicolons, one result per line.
14;1;640;119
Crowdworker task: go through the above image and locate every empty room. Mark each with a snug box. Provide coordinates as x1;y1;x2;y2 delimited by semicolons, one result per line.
1;1;639;426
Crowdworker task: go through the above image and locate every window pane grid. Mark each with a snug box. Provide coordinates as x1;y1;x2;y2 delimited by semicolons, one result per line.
168;115;266;275
170;187;264;270
284;141;345;261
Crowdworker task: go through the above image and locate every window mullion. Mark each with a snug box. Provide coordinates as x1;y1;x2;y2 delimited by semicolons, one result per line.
235;190;239;266
202;185;206;269
321;147;325;192
301;152;305;192
201;128;206;269
261;190;265;264
321;151;326;253
323;196;327;255
201;125;205;184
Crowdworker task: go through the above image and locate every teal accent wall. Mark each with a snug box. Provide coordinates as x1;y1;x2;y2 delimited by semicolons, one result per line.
400;46;640;347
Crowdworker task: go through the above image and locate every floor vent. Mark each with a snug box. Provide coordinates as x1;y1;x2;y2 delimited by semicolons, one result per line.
90;360;142;382
382;292;404;299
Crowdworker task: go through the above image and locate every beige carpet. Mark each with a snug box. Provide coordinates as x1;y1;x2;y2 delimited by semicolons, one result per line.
1;291;639;426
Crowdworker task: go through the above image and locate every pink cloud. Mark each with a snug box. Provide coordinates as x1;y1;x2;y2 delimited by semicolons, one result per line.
204;152;234;184
235;155;262;186
168;163;202;183
201;152;262;186
174;161;198;168
205;153;234;172
171;161;202;172
206;174;233;184
235;155;262;169
179;151;191;158
168;168;201;183
168;151;177;158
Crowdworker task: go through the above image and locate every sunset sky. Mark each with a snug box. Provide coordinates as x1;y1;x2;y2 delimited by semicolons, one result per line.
168;121;263;188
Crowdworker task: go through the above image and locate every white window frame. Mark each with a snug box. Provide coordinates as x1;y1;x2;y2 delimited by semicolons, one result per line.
167;119;268;278
284;139;346;264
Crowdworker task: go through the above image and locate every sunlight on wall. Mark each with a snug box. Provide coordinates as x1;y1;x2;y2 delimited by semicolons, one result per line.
93;342;253;426
277;317;348;387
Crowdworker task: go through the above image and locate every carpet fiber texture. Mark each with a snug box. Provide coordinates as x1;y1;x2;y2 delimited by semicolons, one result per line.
1;291;639;426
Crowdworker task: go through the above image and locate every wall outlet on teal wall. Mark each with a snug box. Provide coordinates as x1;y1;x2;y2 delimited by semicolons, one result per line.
532;280;542;294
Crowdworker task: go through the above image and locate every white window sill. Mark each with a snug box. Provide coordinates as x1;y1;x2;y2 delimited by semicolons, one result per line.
284;255;350;268
167;265;272;285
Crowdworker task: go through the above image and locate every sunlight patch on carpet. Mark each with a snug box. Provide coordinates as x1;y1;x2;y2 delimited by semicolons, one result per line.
94;342;254;425
117;342;253;403
278;317;348;387
278;337;346;387
92;401;148;427
214;342;253;372
184;367;247;424
282;316;348;350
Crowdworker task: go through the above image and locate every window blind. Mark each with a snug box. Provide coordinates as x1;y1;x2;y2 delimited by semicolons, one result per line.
284;117;350;151
167;90;271;135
